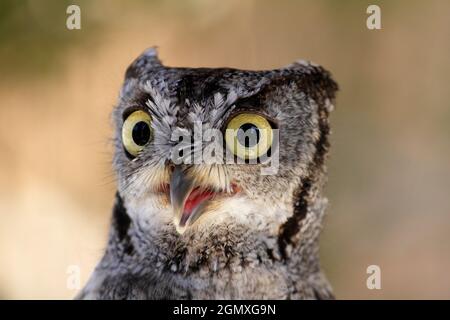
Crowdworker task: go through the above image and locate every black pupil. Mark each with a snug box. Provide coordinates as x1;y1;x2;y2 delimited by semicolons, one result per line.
132;121;150;146
237;123;260;148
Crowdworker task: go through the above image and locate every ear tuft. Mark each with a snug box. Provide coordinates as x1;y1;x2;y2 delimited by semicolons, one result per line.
125;46;163;79
283;60;338;108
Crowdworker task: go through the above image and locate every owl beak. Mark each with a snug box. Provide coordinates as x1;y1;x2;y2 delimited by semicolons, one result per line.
169;166;239;234
170;166;214;234
170;166;195;233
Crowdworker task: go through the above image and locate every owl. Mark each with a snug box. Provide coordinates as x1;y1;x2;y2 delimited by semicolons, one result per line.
77;48;338;299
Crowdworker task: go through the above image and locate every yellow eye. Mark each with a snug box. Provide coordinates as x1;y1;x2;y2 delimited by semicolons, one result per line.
225;113;273;160
122;110;152;157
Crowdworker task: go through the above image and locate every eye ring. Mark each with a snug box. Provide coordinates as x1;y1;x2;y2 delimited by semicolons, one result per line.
225;113;273;160
122;110;152;157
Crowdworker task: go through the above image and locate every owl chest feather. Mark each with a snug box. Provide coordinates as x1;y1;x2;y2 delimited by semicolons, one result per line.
87;250;327;299
79;204;332;300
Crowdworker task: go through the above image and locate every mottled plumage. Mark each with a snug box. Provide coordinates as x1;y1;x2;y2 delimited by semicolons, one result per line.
78;48;338;299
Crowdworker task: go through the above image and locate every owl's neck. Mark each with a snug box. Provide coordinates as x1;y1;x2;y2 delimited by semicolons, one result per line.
104;189;326;274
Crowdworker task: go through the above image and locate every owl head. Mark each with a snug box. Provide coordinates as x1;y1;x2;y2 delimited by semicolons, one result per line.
112;48;337;256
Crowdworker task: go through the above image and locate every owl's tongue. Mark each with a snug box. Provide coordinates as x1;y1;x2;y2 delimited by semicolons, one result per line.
180;187;215;226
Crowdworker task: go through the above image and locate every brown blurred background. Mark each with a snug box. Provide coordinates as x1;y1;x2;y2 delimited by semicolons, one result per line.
0;0;449;299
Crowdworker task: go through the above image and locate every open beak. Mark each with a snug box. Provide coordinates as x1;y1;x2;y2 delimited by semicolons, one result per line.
170;166;217;234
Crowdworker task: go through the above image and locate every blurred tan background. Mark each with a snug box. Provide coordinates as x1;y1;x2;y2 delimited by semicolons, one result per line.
0;0;449;299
